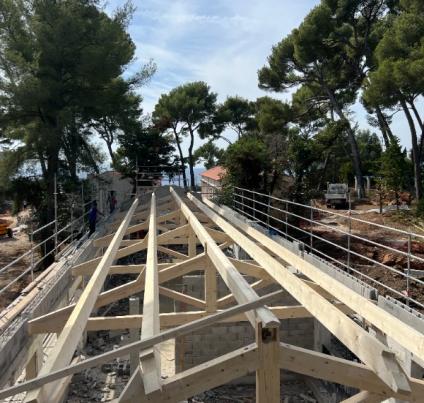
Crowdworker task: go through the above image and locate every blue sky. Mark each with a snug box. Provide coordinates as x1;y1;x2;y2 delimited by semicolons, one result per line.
104;0;412;159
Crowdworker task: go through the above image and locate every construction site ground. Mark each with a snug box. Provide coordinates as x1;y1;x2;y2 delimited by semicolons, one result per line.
0;209;36;309
309;199;424;309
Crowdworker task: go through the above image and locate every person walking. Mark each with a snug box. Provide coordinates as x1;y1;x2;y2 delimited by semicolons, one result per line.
109;191;117;214
88;201;102;236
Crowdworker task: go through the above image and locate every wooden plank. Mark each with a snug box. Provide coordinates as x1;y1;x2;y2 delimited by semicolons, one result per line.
159;286;206;309
188;228;197;258
194;195;411;394
256;323;280;403
136;344;259;402
72;224;189;277
205;258;217;313
0;262;59;335
113;196;173;221
29;303;351;334
170;188;279;329
0;290;285;400
28;255;207;335
340;391;382;403
217;278;274;308
24;197;139;403
157;245;189;260
229;258;272;279
139;193;161;394
208;201;424;368
118;367;144;403
72;237;148;275
94;221;148;248
279;343;424;401
74;263;147;277
206;227;231;244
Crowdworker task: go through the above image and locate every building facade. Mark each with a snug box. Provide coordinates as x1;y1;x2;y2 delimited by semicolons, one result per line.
200;166;226;199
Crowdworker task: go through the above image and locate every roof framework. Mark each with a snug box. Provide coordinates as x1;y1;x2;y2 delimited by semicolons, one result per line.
1;187;424;402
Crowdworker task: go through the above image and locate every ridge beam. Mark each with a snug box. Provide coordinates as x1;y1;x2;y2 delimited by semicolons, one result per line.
139;193;161;394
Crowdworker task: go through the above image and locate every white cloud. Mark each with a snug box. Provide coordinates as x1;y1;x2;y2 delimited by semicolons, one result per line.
105;0;414;159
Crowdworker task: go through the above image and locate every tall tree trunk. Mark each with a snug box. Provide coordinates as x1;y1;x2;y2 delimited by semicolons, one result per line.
41;150;59;268
269;170;279;195
317;152;331;190
400;97;422;200
188;128;196;190
323;86;365;197
375;106;394;148
408;100;424;162
106;140;116;167
173;128;187;188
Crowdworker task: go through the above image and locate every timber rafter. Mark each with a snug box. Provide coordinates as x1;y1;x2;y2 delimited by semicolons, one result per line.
2;187;424;402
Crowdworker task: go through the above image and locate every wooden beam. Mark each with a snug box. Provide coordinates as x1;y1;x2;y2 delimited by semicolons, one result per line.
205;258;217;313
229;258;272;280
0;290;285;400
139;193;161;394
107;202;176;232
210;202;424;368
29;303;351;334
340;391;382;403
29;255;207;335
134;344;259;402
170;187;279;329
194;195;410;394
217;278;274;308
278;343;424;401
256;323;280;403
157;245;189;260
94;221;148;248
118;367;144;403
72;224;190;277
24;197;139;403
206;227;231;244
188;227;197;258
73;263;173;277
72;237;148;276
159;286;206;309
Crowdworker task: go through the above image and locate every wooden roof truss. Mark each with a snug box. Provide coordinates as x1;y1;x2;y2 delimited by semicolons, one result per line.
1;188;424;402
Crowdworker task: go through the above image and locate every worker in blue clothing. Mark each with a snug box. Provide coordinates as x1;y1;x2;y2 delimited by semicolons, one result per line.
88;201;102;236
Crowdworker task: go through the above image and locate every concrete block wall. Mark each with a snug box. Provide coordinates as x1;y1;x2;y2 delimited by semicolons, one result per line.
176;318;314;373
173;274;314;374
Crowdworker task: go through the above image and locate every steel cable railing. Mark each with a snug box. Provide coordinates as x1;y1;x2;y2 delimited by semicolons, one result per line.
232;187;424;310
0;205;93;297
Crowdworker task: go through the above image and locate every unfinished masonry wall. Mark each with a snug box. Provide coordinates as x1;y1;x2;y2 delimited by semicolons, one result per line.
173;275;314;375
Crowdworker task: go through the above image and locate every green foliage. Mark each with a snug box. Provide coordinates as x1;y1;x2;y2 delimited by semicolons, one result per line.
255;97;292;135
379;137;410;194
194;142;224;169
214;96;256;139
258;0;395;198
0;0;139;219
356;130;383;175
153;81;218;189
114;122;174;187
223;136;269;191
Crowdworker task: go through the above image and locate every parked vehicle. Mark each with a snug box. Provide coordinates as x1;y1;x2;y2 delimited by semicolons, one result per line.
0;219;13;238
325;183;349;208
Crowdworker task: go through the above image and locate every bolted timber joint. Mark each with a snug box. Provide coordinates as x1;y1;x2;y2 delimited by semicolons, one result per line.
261;327;277;343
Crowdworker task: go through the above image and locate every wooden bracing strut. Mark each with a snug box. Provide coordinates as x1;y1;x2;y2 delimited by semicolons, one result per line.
2;188;424;402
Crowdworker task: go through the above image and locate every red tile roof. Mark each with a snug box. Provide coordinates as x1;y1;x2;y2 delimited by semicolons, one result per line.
201;166;226;181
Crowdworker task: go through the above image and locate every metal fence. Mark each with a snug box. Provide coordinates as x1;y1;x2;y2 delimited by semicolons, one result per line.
0;198;93;298
232;186;424;311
